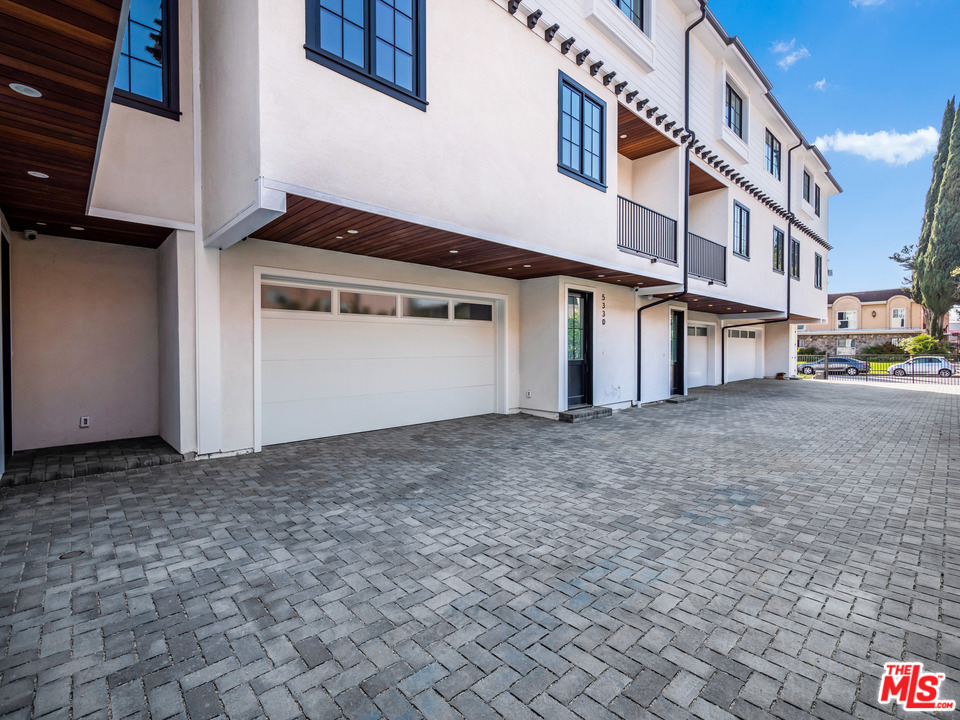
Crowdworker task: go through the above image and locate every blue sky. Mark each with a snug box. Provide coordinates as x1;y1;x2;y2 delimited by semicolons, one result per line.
707;0;960;294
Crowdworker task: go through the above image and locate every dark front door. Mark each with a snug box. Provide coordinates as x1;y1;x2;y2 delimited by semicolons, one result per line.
1;237;9;458
670;309;684;396
567;291;593;407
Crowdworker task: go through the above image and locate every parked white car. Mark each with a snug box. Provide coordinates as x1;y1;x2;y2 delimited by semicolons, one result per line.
886;356;956;377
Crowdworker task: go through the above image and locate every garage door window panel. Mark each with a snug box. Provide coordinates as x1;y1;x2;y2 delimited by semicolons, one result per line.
403;297;450;319
262;285;333;313
340;292;398;316
454;302;493;321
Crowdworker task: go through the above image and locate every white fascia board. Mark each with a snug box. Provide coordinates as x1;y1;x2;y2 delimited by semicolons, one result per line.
204;177;286;249
720;312;786;322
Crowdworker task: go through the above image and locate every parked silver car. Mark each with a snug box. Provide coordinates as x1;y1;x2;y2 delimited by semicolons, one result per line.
886;356;955;377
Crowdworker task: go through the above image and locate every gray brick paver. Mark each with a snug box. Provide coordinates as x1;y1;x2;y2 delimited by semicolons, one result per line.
1;380;957;719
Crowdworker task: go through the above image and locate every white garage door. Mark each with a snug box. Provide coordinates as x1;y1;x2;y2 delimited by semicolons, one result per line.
261;283;497;446
727;328;759;382
687;326;709;388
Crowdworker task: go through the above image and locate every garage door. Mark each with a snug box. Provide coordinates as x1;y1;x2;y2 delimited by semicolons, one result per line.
687;326;709;388
261;282;497;446
726;328;759;382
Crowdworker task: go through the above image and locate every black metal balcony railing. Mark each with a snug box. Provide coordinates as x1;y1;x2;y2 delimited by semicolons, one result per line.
617;196;677;263
687;232;726;284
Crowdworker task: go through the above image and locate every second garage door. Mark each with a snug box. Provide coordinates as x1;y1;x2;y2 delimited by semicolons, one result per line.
726;328;760;382
261;282;498;446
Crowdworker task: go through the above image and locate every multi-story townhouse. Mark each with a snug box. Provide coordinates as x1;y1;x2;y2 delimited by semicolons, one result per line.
0;0;839;468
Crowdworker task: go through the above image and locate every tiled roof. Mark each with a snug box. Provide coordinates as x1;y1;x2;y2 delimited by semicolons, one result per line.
827;289;910;305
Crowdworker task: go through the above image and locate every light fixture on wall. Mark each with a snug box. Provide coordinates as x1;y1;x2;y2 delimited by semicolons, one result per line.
872;310;877;317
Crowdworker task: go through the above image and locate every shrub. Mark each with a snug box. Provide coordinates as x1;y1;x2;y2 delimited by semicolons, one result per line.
860;342;907;355
899;333;952;356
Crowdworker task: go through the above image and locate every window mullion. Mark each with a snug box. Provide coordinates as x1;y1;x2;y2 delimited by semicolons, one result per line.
366;0;374;75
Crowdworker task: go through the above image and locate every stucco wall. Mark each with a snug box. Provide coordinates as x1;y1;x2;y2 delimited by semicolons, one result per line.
11;233;159;450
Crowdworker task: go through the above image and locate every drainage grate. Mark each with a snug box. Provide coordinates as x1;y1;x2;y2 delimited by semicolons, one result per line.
59;550;85;560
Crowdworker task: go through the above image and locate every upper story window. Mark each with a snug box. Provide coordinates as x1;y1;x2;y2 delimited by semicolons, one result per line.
789;238;800;279
837;310;857;330
815;184;821;217
814;253;823;289
733;202;750;258
725;84;743;138
802;171;812;203
611;0;643;31
558;73;606;192
772;227;785;273
765;130;781;180
892;307;907;328
305;0;426;110
114;0;180;120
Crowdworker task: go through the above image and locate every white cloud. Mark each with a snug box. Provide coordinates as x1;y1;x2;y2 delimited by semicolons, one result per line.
851;0;885;6
814;78;828;92
814;128;940;166
770;38;810;70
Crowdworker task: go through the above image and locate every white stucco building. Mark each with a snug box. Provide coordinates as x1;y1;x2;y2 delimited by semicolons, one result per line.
0;0;839;466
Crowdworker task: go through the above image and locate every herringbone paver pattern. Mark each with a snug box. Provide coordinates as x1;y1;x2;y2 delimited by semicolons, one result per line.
1;380;958;719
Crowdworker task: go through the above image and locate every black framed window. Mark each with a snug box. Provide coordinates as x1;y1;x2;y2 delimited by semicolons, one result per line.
815;184;821;217
814;254;823;289
558;73;606;192
772;227;784;273
733;201;750;258
611;0;643;31
725;83;743;138
790;238;801;279
305;0;426;111
113;0;180;120
802;171;812;203
765;130;781;180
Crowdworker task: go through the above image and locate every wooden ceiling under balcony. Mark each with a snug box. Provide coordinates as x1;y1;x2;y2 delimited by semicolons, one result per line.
617;105;678;160
256;195;672;288
689;163;727;195
0;0;169;247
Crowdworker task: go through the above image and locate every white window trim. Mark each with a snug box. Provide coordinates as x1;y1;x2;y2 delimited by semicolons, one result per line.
717;68;750;163
583;0;656;73
837;310;857;330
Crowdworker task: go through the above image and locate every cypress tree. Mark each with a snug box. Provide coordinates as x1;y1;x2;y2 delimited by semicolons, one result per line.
914;98;955;303
921;96;960;339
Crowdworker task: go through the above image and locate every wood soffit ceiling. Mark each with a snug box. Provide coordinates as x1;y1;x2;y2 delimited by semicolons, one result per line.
617;105;678;160
257;195;676;288
0;0;169;248
689;163;727;196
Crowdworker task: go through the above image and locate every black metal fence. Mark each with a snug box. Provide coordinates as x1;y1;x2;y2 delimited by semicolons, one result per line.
617;196;677;263
797;353;960;386
687;232;726;285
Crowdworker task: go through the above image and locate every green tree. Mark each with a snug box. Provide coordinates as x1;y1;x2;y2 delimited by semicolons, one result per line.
914;98;956;304
921;97;960;339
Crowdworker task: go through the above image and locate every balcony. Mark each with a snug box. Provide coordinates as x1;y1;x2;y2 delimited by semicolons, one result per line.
617;196;677;263
687;232;726;285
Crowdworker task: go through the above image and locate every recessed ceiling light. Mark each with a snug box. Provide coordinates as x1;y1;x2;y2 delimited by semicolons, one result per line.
742;310;748;312
70;226;84;231
335;235;343;239
708;304;713;307
523;264;531;268
27;171;49;179
347;230;359;234
449;250;458;254
507;267;513;270
36;222;46;226
620;134;628;139
9;83;41;98
598;274;605;278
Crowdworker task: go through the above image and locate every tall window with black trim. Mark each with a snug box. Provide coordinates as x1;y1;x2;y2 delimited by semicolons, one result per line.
802;171;812;203
114;0;180;119
790;238;801;279
558;74;606;191
725;84;743;138
772;227;784;273
733;202;750;258
765;130;781;180
305;0;426;110
814;254;823;289
815;184;821;217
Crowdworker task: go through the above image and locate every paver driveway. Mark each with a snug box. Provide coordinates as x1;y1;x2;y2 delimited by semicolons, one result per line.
1;380;958;720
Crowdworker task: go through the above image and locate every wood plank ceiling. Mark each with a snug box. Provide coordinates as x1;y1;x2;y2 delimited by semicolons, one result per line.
617;105;678;160
689;162;727;196
0;0;169;247
256;195;672;288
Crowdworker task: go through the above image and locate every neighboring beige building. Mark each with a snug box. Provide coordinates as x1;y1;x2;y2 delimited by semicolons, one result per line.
798;289;929;354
